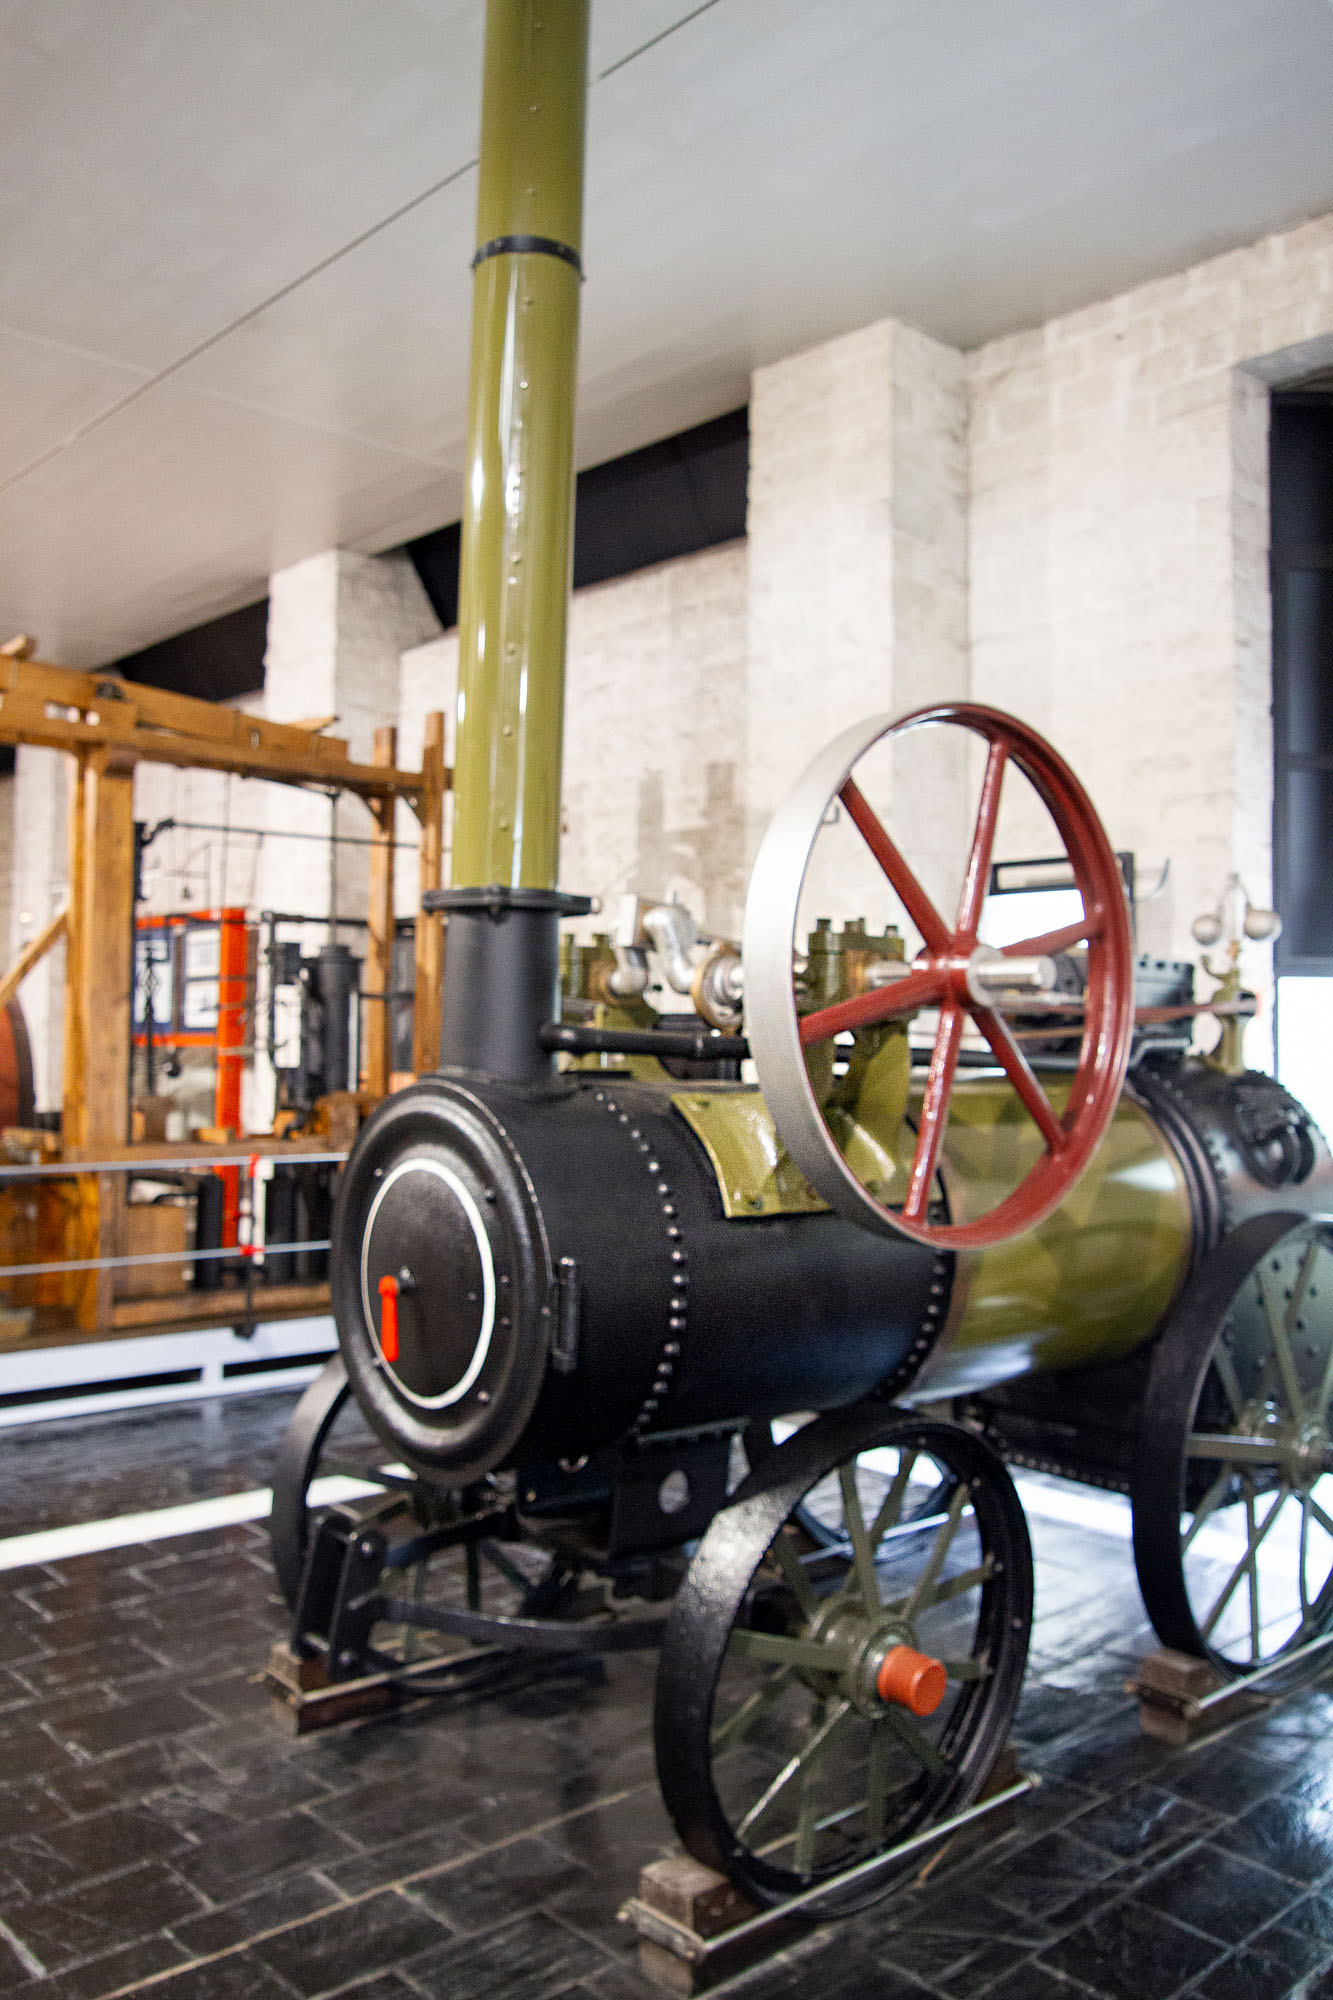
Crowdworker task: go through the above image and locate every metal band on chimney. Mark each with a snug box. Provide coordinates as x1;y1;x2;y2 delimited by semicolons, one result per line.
472;233;583;276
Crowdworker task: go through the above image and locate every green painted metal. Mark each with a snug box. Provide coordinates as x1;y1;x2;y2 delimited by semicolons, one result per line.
666;1071;1194;1388
452;0;590;890
671;1089;830;1217
929;1078;1194;1393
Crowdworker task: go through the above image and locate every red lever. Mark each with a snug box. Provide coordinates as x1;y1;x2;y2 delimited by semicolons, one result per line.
377;1274;400;1364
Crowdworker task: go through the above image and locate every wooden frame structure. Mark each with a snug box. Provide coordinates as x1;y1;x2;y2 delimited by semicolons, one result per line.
0;647;450;1342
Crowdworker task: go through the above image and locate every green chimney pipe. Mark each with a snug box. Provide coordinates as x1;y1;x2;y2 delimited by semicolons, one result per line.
451;0;590;892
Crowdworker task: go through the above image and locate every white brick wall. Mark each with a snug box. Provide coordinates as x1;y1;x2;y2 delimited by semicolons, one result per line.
396;540;750;941
747;317;968;932
968;213;1333;1050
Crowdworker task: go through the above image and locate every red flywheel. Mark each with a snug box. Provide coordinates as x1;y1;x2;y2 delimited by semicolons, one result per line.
741;704;1135;1251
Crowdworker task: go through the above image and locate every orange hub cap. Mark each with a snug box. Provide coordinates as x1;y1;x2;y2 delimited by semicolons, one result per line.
876;1643;947;1717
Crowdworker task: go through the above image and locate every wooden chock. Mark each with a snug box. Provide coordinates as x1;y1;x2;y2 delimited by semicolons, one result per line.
623;1855;769;1996
1130;1646;1264;1744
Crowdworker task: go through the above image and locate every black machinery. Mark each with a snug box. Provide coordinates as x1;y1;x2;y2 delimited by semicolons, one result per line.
268;0;1333;1917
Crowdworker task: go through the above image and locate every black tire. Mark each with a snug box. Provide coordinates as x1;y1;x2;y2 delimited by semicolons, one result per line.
653;1405;1032;1911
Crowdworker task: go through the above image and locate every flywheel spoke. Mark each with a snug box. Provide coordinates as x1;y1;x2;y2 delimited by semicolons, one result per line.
956;740;1008;937
1307;1493;1333;1542
1001;915;1099;958
797;962;943;1047
971;1006;1067;1153
839;778;951;954
903;1002;964;1224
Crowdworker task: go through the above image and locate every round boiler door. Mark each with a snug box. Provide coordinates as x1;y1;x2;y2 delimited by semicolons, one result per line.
360;1156;496;1407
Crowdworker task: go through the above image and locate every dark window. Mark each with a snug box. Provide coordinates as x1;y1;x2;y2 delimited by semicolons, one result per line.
1272;393;1333;973
112;597;269;704
407;406;748;629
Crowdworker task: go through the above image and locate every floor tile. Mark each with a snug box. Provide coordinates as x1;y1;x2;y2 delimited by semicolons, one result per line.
1;1859;207;1974
1215;1786;1333;1886
26;1934;191;2000
248;1888;450;1995
1037;1899;1222;1996
408;1836;598;1938
1136;1843;1302;1946
167;1873;344;1959
173;1809;356;1903
111;1951;297;1997
972;1826;1124;1920
399;1910;605;2000
1066;1783;1218;1867
1192;1918;1333;2000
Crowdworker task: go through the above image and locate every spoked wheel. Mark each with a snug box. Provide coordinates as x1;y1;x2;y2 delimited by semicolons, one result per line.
743;703;1134;1250
268;1356;573;1637
654;1407;1032;1911
1132;1212;1333;1690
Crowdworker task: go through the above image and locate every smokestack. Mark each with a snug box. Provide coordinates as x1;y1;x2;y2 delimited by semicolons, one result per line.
431;0;592;1082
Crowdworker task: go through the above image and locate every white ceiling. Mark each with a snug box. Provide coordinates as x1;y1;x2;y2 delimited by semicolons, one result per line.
3;0;1333;665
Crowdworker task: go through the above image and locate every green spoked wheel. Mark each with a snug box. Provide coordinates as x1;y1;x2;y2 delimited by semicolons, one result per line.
653;1408;1032;1911
1132;1212;1333;1689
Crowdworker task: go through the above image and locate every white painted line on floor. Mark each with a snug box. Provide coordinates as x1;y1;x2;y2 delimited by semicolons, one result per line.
1014;1475;1133;1540
0;1474;380;1573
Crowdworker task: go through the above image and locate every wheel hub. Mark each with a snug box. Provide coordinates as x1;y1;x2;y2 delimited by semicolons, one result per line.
1286;1418;1331;1491
798;1596;946;1716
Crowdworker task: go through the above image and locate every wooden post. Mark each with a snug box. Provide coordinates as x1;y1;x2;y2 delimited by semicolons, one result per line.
64;750;136;1330
61;754;88;1152
413;711;446;1077
364;726;397;1098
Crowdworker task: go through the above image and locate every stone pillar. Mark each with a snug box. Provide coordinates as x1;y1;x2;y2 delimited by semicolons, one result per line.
746;317;969;932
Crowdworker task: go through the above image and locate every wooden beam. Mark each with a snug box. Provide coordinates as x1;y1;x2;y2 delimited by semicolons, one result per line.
364;726;397;1098
0;658;440;802
0;907;67;1015
413;711;447;1077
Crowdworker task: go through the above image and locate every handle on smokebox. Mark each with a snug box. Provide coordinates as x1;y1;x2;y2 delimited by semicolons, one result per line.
377;1274;400;1364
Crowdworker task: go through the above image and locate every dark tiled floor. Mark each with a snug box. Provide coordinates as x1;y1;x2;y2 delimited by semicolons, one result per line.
0;1397;1328;1998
